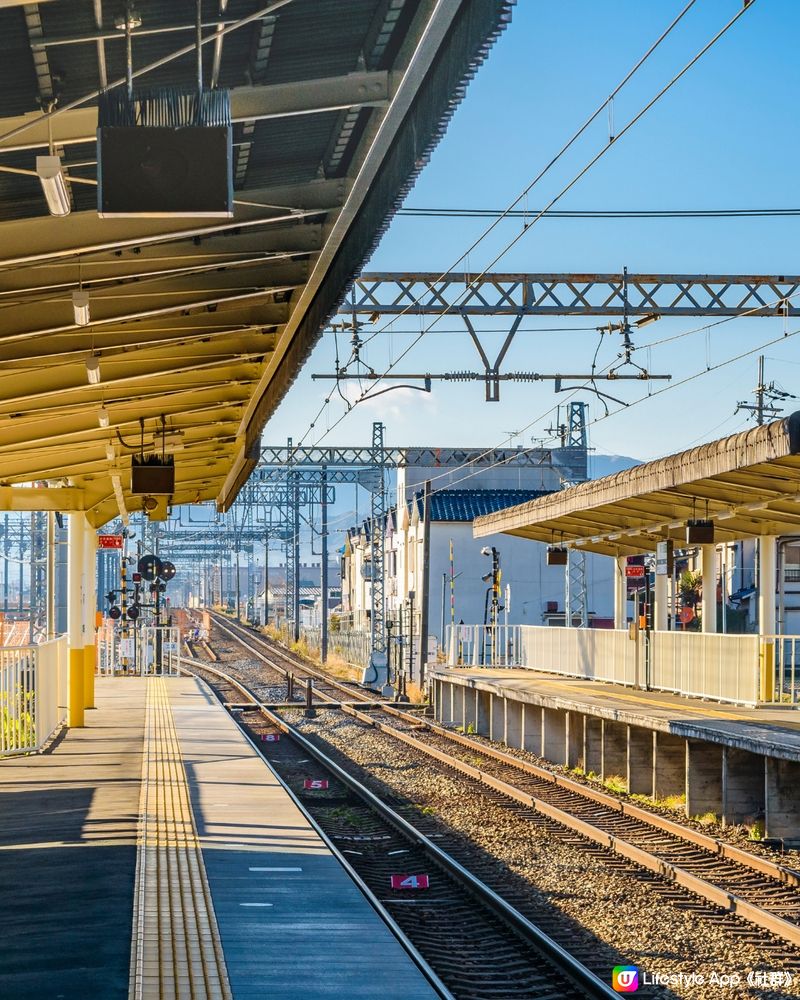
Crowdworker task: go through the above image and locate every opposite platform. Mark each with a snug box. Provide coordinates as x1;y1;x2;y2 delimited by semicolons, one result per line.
431;667;800;761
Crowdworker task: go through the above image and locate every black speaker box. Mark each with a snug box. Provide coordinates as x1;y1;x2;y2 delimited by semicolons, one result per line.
131;457;175;495
98;126;233;217
686;519;714;544
547;546;569;566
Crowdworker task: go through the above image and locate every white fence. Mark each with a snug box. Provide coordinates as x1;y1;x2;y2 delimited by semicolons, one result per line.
1;637;68;755
97;624;180;676
443;623;800;706
650;631;760;704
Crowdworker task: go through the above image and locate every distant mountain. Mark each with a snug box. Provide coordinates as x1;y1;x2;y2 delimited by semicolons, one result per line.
588;454;642;480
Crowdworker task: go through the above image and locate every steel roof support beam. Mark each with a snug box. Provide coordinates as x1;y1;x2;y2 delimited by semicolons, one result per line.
0;73;392;154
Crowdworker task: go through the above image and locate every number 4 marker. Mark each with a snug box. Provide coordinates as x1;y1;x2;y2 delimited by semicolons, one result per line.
390;874;430;890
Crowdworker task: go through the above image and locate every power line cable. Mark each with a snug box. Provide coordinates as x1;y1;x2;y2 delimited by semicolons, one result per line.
295;0;700;445
302;0;755;449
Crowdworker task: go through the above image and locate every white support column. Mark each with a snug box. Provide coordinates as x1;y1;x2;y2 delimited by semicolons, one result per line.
701;543;718;633
614;555;627;629
654;572;668;631
759;535;777;702
67;513;86;727
759;535;777;636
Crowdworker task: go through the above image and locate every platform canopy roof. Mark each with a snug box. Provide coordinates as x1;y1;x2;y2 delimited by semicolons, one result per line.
0;0;512;526
473;413;800;557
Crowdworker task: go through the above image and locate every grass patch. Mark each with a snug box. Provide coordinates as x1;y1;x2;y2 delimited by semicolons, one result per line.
693;811;718;826
747;819;765;841
631;792;686;812
603;774;628;794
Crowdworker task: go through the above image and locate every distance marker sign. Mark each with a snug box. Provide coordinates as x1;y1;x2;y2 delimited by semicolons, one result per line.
390;874;430;890
303;779;329;790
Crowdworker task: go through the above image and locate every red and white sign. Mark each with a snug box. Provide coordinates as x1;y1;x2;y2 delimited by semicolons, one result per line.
261;733;280;742
679;606;695;625
98;535;123;550
390;874;430;890
303;779;329;790
625;565;645;578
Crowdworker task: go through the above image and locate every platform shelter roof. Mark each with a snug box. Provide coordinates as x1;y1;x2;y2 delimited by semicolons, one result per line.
473;413;800;557
0;0;512;526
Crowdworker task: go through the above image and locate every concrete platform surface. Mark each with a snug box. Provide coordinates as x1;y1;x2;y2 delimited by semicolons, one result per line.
0;676;439;1000
431;667;800;762
168;676;438;1000
0;679;147;1000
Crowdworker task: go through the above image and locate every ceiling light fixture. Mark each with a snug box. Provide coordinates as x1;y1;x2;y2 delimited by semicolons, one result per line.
98;407;110;428
86;356;101;385
73;290;90;326
36;155;70;217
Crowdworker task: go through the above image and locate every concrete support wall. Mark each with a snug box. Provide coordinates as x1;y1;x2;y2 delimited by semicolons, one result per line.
490;693;504;742
476;691;490;736
522;704;542;756
765;758;800;840
566;711;583;769
602;720;627;783
653;732;686;800
542;707;567;765
627;726;654;796
722;746;764;827
584;716;602;775
686;739;723;818
506;699;523;748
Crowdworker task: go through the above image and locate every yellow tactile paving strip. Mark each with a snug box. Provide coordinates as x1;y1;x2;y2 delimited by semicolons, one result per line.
129;678;233;1000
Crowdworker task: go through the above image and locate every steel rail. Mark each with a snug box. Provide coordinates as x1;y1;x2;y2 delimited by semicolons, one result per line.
180;654;619;1000
207;612;800;952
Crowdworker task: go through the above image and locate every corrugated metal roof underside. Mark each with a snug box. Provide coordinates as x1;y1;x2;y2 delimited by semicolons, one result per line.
0;0;514;525
473;414;800;557
415;488;551;522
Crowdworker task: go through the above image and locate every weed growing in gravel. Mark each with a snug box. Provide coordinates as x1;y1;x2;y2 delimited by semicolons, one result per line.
693;811;718;826
747;819;765;841
326;805;364;828
631;792;686;812
570;766;585;777
603;774;628;794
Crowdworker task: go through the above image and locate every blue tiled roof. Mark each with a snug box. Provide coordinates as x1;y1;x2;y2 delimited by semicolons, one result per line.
414;489;551;523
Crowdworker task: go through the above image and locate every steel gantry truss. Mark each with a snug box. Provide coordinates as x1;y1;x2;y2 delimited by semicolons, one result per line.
344;272;800;318
324;270;800;402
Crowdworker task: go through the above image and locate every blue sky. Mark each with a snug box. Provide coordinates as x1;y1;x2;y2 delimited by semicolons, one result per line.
267;0;800;465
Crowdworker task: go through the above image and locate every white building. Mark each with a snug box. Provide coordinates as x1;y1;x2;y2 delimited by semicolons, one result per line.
341;486;615;652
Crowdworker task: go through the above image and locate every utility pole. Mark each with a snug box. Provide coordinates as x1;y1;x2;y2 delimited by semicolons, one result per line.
736;355;795;425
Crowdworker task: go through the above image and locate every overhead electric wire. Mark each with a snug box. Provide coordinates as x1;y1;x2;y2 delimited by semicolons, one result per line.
299;0;755;451
397;207;800;220
295;0;700;446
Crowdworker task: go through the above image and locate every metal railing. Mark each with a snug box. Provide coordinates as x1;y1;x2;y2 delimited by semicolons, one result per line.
442;623;800;707
1;636;68;755
301;625;372;670
97;624;181;676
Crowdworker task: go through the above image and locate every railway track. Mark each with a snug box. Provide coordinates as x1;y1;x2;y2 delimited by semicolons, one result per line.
198;613;800;967
182;652;618;1000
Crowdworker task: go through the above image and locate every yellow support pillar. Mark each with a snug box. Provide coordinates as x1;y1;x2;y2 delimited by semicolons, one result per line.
67;513;85;727
760;641;776;702
83;521;97;709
